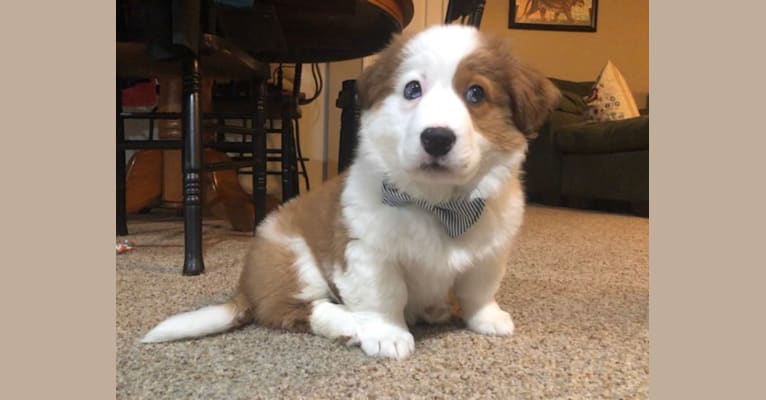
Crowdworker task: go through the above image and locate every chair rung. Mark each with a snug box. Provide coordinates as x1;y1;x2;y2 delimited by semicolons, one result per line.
228;156;309;163
120;111;260;120
242;171;309;177
120;140;182;150
205;160;258;171
209;142;256;153
216;125;284;136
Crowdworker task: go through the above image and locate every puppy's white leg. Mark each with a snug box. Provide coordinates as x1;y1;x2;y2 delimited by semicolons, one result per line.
322;242;414;360
455;256;515;336
310;300;417;360
354;312;415;360
309;299;359;345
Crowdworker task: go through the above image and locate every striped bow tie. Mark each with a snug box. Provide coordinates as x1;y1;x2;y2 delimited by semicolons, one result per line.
381;181;486;238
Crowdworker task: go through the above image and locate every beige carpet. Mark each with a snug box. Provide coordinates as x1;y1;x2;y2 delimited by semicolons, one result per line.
116;205;648;399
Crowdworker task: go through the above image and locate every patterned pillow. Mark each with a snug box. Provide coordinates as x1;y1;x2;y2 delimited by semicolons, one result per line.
584;61;640;121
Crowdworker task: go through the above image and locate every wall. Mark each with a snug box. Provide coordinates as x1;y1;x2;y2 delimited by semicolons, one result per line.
481;0;649;108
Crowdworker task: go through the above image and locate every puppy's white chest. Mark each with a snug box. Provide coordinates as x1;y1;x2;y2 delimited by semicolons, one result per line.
381;198;519;270
373;201;519;321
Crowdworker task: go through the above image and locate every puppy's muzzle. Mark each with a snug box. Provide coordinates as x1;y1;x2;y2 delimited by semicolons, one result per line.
420;127;456;158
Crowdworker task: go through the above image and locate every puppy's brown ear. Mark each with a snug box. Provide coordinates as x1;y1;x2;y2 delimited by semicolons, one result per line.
357;33;409;110
506;62;560;138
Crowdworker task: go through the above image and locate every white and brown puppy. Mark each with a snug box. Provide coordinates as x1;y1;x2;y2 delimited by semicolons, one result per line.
142;25;559;360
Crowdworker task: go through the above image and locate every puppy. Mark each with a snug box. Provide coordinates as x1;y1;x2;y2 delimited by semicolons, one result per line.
142;25;559;360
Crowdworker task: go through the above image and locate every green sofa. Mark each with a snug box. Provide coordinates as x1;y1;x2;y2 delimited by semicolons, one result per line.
524;78;649;217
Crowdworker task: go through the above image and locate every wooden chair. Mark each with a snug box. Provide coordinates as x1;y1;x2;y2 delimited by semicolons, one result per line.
117;0;271;275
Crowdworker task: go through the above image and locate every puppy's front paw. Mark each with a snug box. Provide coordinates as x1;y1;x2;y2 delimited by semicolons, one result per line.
357;321;415;360
465;303;515;336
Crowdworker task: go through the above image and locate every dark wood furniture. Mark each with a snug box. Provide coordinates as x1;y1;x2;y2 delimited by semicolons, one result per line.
117;0;412;275
118;2;275;276
212;0;413;63
444;0;485;25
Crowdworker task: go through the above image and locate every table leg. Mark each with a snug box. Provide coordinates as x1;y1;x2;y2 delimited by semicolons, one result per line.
252;78;268;231
117;79;128;236
182;56;205;276
281;115;298;201
337;79;360;173
277;67;298;202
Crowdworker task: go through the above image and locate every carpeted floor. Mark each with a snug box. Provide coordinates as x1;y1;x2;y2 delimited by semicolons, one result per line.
116;205;648;399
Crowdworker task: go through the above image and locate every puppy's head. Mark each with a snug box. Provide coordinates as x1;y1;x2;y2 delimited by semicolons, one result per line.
356;25;559;199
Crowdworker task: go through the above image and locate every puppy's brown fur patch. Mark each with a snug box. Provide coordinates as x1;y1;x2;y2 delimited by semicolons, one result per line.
236;174;351;332
274;173;351;286
226;292;254;328
238;236;313;332
357;33;411;110
454;35;560;142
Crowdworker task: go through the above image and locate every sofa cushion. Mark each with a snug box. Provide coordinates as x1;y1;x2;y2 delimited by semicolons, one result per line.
555;116;649;154
550;109;587;127
557;89;589;115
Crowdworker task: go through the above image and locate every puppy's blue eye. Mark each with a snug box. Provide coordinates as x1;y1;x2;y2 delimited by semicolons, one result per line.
403;81;422;100
465;85;485;105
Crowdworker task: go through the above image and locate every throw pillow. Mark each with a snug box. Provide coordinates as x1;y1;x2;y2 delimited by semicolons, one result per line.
584;61;640;121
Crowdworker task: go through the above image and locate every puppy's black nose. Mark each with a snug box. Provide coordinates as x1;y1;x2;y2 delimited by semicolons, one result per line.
420;127;456;157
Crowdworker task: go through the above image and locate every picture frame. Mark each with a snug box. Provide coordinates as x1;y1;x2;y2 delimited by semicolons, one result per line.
508;0;598;32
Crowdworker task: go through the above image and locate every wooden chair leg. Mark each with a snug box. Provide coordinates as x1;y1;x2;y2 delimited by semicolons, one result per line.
276;67;299;203
181;56;205;276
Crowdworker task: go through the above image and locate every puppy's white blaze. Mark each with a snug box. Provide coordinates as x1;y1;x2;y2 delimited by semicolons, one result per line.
402;84;476;174
414;84;470;130
141;304;235;343
401;25;480;74
398;28;481;177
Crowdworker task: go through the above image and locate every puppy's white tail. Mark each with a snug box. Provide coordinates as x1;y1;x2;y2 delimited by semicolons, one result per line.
141;293;252;343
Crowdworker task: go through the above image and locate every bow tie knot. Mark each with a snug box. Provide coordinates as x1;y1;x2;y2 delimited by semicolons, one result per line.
381;181;486;238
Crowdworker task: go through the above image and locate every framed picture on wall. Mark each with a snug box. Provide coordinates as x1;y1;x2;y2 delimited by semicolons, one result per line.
508;0;598;32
